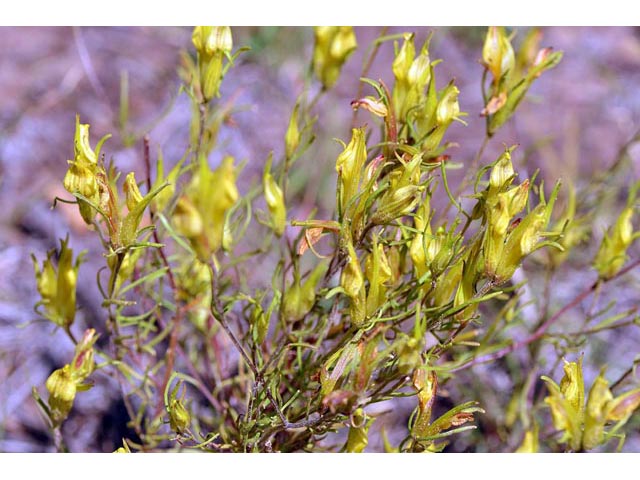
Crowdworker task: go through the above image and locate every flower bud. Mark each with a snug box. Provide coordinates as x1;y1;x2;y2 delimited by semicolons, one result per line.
607;388;640;422
46;365;77;425
55;240;78;325
173;196;203;238
583;371;613;450
192;26;232;56
313;26;357;89
341;241;366;327
285;102;300;159
494;182;560;283
64;116;106;225
168;397;191;434
541;372;582;451
202;58;223;101
408;50;431;91
594;206;635;280
120;172;168;247
431;226;458;277
503;180;530;217
300;263;326;315
123;172;143;213
282;262;326;322
74;118;98;165
484;31;562;136
365;239;392;317
345;408;372;453
410;196;432;278
176;259;211;331
372;154;422;224
63;161;99;203
222;221;233;252
493;194;513;237
32;236;84;329
251;303;269;345
207;156;239;253
263;155;286;237
435;84;460;125
528;48;563;79
71;328;98;383
350;97;388;118
493;204;546;282
421;80;463;152
392;334;422;377
364;241;392;287
372;185;422;225
519;214;547;257
453;262;477;320
192;27;233;101
430;260;463;307
411;365;437;438
482;27;515;82
480;92;508;117
179;155;238;260
33;251;57;306
336;127;367;216
114;246;144;292
559;358;584;415
516;28;543;76
489;148;515;191
392;34;415;85
392;33;416;121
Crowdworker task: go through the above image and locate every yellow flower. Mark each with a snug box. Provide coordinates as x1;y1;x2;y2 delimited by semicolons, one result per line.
175;155;238;261
63;115;110;225
46;365;77;426
192;26;233;101
32;236;84;329
313;26;357;89
482;27;515;83
263;155;286;237
335;127;367;217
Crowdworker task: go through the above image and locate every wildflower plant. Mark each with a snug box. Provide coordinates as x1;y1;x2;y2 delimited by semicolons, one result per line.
29;26;640;453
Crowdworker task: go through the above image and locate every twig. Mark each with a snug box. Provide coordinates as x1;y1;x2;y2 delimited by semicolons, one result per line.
207;261;304;431
143;136;177;291
197;103;207;157
208;263;294;428
439;135;490;223
141;135;187;415
52;425;68;453
432;279;496;356
452;258;640;372
610;357;640;392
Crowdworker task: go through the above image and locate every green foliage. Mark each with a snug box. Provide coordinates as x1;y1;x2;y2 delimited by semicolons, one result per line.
30;26;640;453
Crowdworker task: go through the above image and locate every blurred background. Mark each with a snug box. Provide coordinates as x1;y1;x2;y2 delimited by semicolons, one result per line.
1;26;640;452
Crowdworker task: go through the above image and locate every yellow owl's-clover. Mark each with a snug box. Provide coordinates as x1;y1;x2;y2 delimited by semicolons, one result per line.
542;357;640;451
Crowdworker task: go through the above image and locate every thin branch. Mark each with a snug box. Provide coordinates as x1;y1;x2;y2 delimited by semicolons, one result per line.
432;279;496;356
452;258;640;372
611;357;640;392
207;261;303;430
439;134;490;224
